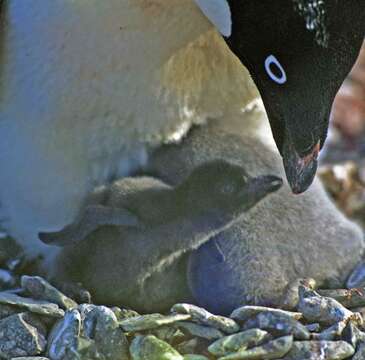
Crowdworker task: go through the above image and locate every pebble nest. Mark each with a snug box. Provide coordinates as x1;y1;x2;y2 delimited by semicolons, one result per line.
1;238;365;360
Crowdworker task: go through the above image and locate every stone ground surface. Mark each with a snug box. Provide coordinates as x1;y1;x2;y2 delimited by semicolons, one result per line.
1;271;365;359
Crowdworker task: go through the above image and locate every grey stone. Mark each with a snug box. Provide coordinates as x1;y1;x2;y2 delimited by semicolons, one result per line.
111;307;139;321
82;305;129;360
175;321;224;340
305;323;321;332
298;286;358;326
242;311;310;340
120;313;191;332
0;312;46;358
171;304;239;333
130;335;183;360
208;329;269;357
230;305;302;323
280;278;317;310
149;325;185;345
47;305;129;360
0;268;16;289
318;288;365;309
176;338;210;356
310;321;347;341
0;292;64;318
11;358;50;360
47;309;82;360
21;276;77;310
218;335;293;360
0;303;20;320
342;321;365;347
281;340;355;360
353;341;365;360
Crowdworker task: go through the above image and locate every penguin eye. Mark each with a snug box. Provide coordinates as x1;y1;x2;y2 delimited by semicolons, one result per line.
219;181;237;196
264;55;287;85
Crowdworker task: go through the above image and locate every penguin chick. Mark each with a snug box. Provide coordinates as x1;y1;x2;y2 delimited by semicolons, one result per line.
147;115;365;315
45;160;282;311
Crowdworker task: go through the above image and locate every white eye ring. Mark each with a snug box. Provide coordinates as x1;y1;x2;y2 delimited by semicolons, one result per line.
264;55;287;85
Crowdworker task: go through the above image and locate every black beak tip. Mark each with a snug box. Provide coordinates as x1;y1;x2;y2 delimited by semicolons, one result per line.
283;141;320;194
286;159;318;194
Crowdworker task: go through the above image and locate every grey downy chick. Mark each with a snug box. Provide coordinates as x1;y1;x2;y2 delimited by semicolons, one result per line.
147;117;365;315
41;160;282;311
40;161;281;247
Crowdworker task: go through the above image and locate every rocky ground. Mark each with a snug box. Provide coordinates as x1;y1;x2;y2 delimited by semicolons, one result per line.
0;45;363;360
1;266;365;359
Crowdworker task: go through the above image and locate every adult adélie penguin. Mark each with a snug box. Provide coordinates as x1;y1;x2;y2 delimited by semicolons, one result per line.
209;0;365;193
0;0;363;258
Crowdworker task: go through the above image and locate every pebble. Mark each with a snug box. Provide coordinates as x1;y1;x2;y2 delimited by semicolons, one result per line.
21;276;77;310
47;309;82;360
149;325;185;344
353;341;365;360
0;303;21;320
217;335;293;360
208;329;269;357
0;312;46;358
342;321;365;346
242;311;310;340
0;268;16;289
305;323;321;332
82;305;129;360
230;305;302;323
318;288;365;308
298;286;357;325
280;278;317;310
281;340;355;360
11;358;50;360
176;321;224;340
119;313;191;332
176;338;210;356
310;321;347;341
172;304;239;334
346;261;365;288
0;292;64;318
3;267;365;359
112;307;139;321
130;335;183;360
47;305;130;360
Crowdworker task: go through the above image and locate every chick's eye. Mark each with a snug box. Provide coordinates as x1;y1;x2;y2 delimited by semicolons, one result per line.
220;181;237;195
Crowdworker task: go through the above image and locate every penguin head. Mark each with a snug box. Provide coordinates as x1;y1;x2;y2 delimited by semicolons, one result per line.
195;0;364;193
178;160;282;213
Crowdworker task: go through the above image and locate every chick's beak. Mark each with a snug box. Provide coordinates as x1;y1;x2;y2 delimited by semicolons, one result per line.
240;175;283;208
283;140;320;194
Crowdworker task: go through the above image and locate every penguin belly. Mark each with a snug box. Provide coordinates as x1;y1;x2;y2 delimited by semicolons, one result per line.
0;0;257;257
